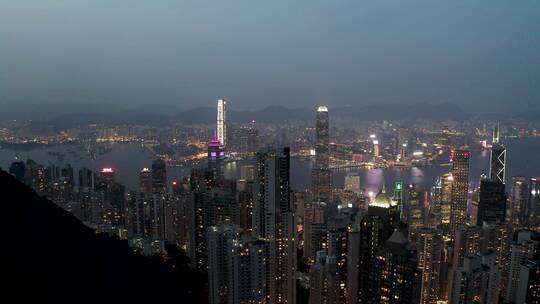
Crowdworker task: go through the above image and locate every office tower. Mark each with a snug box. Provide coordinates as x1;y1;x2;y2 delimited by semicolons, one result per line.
451;150;470;233
208;135;225;181
237;179;254;233
78;167;94;190
506;230;540;303
372;139;380;157
99;167;115;184
139;167;152;194
515;260;540;304
237;123;259;154
344;173;361;195
151;158;167;193
510;176;528;227
9;159;26;183
407;185;425;244
477;179;507;226
370;230;419;304
351;188;400;303
346;225;361;304
253;147;296;303
303;202;326;262
394;181;404;219
312;106;332;203
449;251;502;304
439;173;454;234
103;181;126;228
530;177;540;228
309;252;340;304
417;228;443;304
217;99;227;147
490;123;506;184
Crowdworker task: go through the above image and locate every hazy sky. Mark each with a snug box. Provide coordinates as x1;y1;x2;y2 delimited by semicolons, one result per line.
1;0;539;114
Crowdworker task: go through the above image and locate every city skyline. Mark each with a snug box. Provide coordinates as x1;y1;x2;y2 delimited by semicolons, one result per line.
3;2;540;303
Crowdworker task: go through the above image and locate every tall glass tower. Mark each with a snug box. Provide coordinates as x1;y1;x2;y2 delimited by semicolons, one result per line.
315;106;329;170
490;123;506;184
217;99;227;147
312;106;332;203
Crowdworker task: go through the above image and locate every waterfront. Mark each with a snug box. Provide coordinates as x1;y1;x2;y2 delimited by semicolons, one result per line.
1;138;539;193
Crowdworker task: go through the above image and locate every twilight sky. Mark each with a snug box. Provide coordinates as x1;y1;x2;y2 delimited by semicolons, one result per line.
1;0;539;114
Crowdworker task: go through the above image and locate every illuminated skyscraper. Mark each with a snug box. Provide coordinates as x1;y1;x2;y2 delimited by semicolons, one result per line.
207;134;225;181
217;99;227;147
139;167;152;194
490;123;506;184
100;167;115;184
312;106;332;203
451;150;470;233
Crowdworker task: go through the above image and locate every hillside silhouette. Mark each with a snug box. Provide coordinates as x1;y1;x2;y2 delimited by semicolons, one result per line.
1;169;206;303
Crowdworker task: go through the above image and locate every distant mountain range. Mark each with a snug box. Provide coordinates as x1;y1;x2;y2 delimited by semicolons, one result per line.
16;103;478;130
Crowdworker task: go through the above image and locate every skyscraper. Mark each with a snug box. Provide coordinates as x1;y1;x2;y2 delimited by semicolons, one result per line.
254;147;296;303
151;158;167;193
139;167;152;194
350;188;400;303
490;123;506;184
207;134;225;181
451;150;470;233
416;228;443;304
312;106;332;203
510;176;528;227
477;179;507;226
9;159;26;183
217;99;227;147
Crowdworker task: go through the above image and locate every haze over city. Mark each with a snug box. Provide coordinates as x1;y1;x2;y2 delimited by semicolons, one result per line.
3;2;540;304
1;0;539;116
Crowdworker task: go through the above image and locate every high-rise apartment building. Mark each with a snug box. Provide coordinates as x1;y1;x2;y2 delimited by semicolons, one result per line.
254;147;296;303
